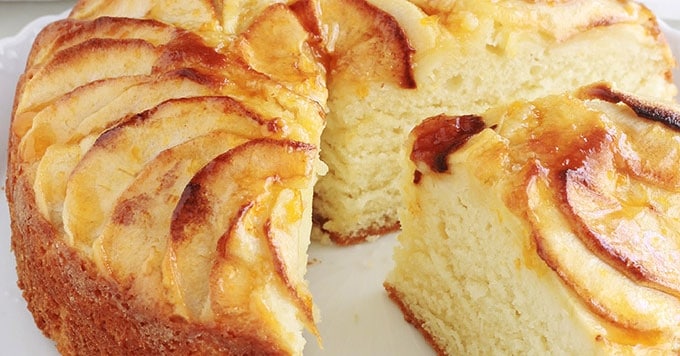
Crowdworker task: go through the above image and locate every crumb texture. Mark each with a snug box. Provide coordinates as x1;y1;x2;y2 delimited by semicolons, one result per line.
387;84;680;354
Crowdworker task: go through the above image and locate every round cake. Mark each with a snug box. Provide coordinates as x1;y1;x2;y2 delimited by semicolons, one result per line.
6;0;679;354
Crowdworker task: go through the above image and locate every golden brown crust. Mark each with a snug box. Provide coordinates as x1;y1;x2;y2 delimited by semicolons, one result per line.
312;213;401;245
383;283;446;356
8;153;289;355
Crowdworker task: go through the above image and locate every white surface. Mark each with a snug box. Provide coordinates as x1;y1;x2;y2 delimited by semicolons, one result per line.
2;6;680;356
643;1;680;20
0;1;75;38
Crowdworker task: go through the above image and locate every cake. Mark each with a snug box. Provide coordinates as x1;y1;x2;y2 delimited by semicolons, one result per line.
6;0;680;354
8;1;328;354
385;83;680;354
311;0;678;244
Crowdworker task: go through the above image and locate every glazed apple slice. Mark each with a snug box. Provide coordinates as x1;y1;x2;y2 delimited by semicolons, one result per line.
17;75;146;158
29;71;231;226
166;139;315;321
21;68;224;162
17;34;220;144
32;137;96;226
562;137;680;299
62;96;273;249
26;17;178;70
489;92;680;340
316;0;415;89
209;187;318;340
581;84;680;191
261;187;316;327
92;131;249;301
16;38;159;116
236;3;327;103
69;0;152;22
526;166;680;340
70;0;219;34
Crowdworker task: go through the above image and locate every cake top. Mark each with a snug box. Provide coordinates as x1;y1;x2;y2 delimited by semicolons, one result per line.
409;83;680;347
10;1;330;351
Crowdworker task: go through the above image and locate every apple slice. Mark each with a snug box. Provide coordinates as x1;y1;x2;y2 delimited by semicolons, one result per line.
316;0;415;89
92;131;249;302
27;17;177;70
20;69;223;163
32;136;96;226
17;75;146;159
526;167;680;342
69;0;153;22
502;91;680;343
62;96;273;249
16;38;159;116
236;3;327;103
581;84;680;191
563;137;680;299
262;187;316;330
167;139;315;321
209;187;318;341
69;0;219;34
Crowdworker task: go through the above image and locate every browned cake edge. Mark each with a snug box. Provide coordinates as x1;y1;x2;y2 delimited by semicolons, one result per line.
383;283;446;356
313;215;401;245
4;73;367;354
6;133;289;356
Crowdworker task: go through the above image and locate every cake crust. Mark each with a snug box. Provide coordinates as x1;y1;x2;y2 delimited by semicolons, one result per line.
8;159;289;355
7;1;326;354
383;284;446;356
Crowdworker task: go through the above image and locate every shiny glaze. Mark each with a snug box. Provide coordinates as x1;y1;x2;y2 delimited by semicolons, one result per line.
410;114;486;179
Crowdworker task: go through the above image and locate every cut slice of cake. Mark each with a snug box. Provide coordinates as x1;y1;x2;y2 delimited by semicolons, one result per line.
7;1;327;354
310;0;677;244
385;82;680;354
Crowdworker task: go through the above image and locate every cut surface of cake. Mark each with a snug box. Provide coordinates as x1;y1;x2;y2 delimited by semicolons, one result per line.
7;0;327;354
385;83;680;354
310;0;678;244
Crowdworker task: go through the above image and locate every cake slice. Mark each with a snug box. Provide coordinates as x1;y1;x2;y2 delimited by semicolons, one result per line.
7;1;327;354
385;83;680;354
310;0;677;244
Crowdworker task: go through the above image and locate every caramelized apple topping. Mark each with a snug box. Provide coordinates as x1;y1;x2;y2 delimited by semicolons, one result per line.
410;114;486;174
579;83;680;131
495;85;680;337
316;0;416;89
410;84;680;339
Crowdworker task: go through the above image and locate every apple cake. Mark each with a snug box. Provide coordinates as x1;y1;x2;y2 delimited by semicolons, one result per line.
311;0;678;244
7;1;327;354
385;83;680;354
6;0;680;354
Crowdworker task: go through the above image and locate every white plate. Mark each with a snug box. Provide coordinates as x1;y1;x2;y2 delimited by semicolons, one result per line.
2;9;680;356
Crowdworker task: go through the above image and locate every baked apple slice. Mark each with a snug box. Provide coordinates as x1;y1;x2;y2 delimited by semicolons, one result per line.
70;0;219;34
92;131;249;301
315;0;415;89
62;96;273;249
20;68;226;162
510;92;680;342
26;17;178;69
564;155;680;298
236;3;326;103
16;38;159;116
527;167;680;341
166;139;316;325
